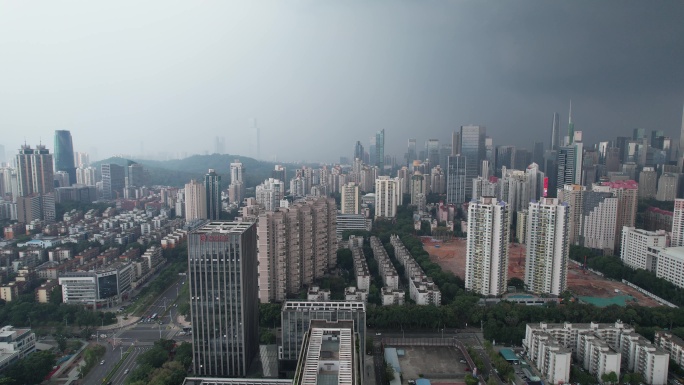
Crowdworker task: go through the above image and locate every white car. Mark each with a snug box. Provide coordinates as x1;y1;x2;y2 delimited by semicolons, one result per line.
124;369;129;374
100;360;105;365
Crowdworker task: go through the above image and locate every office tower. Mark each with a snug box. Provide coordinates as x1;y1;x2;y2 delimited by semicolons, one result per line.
101;163;124;200
495;146;515;176
485;136;495;177
368;136;376;167
446;155;466;204
557;184;586;245
439;144;452;170
54;130;76;185
580;190;618;255
656;173;680;201
525;198;569;296
514;149;532;170
620;227;667;270
406;138;417;165
374;176;399;219
556;143;583;188
451;131;460;156
188;221;259;377
228;159;245;204
125;161;144;188
460;125;486;198
465;196;510;296
280;301;366;375
354;141;364;162
204;169;221;220
214;136;225;155
639;167;658;199
340;182;361;214
255;178;285;212
567;101;574;145
550;112;561;150
257;197;337;303
533;142;545;168
633;128;646;141
185;179;207;221
672;199;684;247
425;139;440;167
375;129;385;173
605;147;621;172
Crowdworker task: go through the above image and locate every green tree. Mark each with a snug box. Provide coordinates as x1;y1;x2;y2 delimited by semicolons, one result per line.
465;374;479;385
384;362;395;383
174;342;192;369
137;346;168;368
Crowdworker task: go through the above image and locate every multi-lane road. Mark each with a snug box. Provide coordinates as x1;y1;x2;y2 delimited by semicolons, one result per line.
82;276;186;385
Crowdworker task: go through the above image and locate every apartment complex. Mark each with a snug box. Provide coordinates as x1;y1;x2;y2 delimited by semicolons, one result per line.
465;196;510;296
374;176;401;219
185;179;207;221
188;221;259;377
524;198;569;296
524;322;668;385
257;197;337;303
672;199;684;247
340;182;361;215
620;227;667;271
390;235;441;305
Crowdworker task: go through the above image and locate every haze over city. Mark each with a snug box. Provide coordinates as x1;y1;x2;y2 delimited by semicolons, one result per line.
1;1;684;162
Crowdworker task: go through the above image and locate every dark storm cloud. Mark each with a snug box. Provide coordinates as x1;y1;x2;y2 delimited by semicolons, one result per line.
0;1;682;162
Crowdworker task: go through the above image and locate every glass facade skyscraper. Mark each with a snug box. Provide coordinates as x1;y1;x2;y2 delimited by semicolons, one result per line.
204;169;221;220
375;129;385;174
189;221;259;377
460;125;486;199
54;130;76;185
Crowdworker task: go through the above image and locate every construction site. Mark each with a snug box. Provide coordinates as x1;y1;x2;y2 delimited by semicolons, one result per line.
421;236;662;307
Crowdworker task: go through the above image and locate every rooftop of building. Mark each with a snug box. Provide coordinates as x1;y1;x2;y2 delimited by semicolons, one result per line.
283;301;366;311
658;246;684;261
600;180;638;189
192;221;254;234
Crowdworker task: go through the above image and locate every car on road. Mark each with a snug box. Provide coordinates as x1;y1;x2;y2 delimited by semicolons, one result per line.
100;360;105;365
460;359;466;363
124;369;129;374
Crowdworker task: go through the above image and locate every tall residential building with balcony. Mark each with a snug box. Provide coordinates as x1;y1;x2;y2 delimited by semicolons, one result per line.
593;180;638;251
374;176;400;219
15;144;56;222
638;167;658;199
184;179;207;221
76;166;97;186
340;182;361;214
256;178;285;212
557;184;585;245
581;190;618;255
465;196;510;296
188;221;259;377
672;199;684;247
257;197;337;303
620;227;668;271
524;198;569;296
228;159;245;204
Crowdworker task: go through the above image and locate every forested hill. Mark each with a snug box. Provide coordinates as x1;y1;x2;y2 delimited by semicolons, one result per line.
93;154;302;188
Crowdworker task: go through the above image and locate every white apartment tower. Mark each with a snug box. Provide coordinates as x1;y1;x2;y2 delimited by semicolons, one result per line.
184;179;207;221
375;176;400;219
340;182;361;214
524;198;569;296
672;199;684;247
581;191;618;255
465;196;510;296
593;181;638;252
255;178;285;212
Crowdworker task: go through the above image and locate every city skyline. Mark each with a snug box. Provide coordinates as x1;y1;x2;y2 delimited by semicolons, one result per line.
1;1;683;163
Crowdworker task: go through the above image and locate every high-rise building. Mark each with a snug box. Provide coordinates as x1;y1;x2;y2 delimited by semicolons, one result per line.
374;176;400;219
620;227;668;271
567;101;574;145
679;103;684;160
185;179;207;221
101;163;124;200
446;155;466;204
533;142;545;168
375;129;385;174
188;221;259;377
656;173;680;201
16;144;54;197
410;172;427;207
556;142;583;188
54;130;76;185
550;112;561;151
340;182;361;215
353;141;364;162
593;181;638;251
525;198;569;296
406;138;417;165
293;320;359;385
465;196;509;296
460;125;486;198
204;169;221;220
580;190;618;255
495;145;515;177
229;160;245;204
255;178;285;212
557;184;585;245
76;166;96;186
451;131;460;156
639;167;658;199
425;139;440;167
672;199;684;247
257;197;337;302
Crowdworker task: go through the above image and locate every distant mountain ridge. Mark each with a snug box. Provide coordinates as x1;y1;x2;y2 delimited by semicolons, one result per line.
93;154;300;188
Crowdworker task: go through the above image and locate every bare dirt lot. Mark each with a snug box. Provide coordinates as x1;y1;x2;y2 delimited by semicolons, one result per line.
422;237;661;307
395;345;468;385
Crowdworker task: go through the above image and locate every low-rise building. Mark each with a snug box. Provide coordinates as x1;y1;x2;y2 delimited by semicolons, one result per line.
0;326;36;372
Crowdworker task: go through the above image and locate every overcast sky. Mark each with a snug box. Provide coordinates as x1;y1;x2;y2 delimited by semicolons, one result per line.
1;1;683;163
